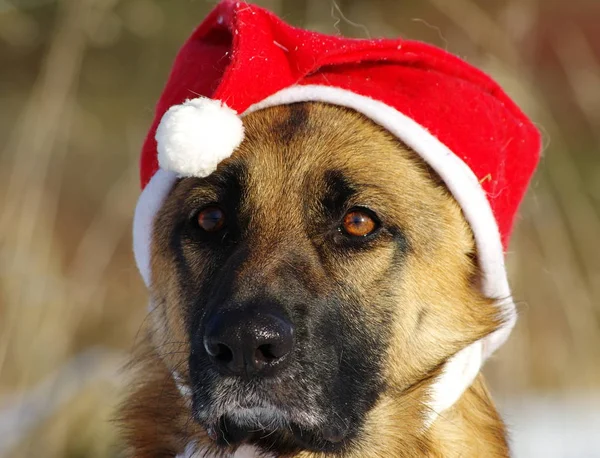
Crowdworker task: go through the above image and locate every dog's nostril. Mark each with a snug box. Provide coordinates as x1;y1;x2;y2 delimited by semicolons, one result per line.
204;334;235;364
214;343;233;363
256;344;278;362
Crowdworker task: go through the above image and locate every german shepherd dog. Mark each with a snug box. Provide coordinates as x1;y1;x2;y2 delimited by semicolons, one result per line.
120;103;509;457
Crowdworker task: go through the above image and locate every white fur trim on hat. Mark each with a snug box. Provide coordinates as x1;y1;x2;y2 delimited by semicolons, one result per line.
156;97;244;178
133;169;177;287
425;340;483;426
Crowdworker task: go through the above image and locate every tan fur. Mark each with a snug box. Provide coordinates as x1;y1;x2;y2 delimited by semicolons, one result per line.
119;336;203;458
120;103;509;457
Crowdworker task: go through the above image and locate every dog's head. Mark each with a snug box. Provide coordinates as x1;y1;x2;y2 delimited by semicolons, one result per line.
148;102;502;454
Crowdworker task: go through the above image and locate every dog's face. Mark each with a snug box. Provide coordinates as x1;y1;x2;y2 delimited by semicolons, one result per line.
149;103;501;455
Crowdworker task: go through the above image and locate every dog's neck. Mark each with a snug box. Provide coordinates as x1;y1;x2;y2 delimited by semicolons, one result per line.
174;375;508;458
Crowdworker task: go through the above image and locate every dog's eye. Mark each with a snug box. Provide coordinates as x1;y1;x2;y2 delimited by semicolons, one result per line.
341;208;379;237
197;206;226;232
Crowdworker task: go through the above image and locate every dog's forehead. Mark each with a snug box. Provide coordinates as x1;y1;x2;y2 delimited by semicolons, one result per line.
231;103;423;199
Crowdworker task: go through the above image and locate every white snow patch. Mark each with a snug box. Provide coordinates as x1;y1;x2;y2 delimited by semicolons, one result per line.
499;394;600;458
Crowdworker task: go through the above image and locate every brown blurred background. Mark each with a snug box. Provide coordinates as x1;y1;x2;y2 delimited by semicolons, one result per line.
1;0;599;457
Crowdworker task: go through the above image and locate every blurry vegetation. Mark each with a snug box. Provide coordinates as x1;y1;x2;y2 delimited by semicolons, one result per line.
0;0;599;456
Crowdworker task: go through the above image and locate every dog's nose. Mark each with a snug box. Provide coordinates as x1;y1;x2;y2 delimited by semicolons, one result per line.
203;309;294;377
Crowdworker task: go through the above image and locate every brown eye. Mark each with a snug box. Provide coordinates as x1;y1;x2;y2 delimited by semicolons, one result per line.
197;206;225;232
342;208;379;237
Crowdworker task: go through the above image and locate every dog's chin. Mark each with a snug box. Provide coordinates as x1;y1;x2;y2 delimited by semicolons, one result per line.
194;402;352;453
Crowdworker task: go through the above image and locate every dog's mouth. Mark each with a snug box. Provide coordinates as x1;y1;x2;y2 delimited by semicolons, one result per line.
202;410;350;453
192;390;352;453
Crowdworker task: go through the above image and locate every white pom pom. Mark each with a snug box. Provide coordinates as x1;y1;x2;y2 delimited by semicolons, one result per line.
155;97;244;178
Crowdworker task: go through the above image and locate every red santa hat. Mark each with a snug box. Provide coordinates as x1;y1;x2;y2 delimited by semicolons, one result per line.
133;0;541;423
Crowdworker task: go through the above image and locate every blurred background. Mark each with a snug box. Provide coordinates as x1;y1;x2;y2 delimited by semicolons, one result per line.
1;0;599;456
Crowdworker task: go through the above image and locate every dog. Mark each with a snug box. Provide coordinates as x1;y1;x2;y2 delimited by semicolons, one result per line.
119;2;540;456
120;102;510;457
